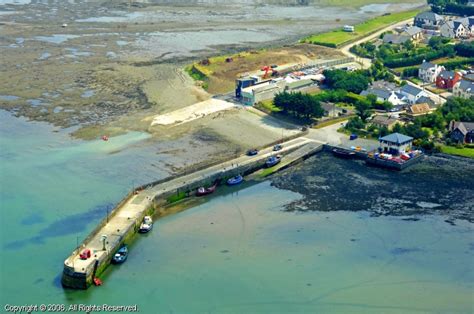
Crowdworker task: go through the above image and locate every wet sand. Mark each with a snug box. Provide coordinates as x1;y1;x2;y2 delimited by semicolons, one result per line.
1;0;424;142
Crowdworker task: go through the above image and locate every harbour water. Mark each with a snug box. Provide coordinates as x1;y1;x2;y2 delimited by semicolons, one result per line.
1;110;473;313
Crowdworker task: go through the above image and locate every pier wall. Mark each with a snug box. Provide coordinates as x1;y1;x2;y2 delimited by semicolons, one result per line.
62;136;320;289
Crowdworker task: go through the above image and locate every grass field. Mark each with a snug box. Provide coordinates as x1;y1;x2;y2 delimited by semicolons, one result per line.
319;0;424;7
440;145;474;159
302;9;422;47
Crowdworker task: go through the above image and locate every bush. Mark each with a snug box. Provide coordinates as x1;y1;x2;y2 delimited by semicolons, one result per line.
455;42;474;57
383;45;455;68
439;58;474;70
323;69;370;94
274;91;324;119
402;67;419;78
345;116;366;131
309;41;337;48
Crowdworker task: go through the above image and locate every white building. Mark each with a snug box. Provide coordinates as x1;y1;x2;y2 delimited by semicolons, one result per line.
453;79;474;99
240;75;317;106
440;20;469;38
360;88;405;106
241;80;286;106
400;84;428;104
418;61;444;83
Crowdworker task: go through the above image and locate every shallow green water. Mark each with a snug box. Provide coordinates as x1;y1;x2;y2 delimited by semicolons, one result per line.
1;111;473;313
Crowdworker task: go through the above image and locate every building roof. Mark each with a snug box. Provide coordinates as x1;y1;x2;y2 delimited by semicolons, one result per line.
361;88;392;100
371;115;399;126
457;79;474;94
403;26;423;36
415;12;443;22
241;80;277;94
379;133;413;145
401;84;423;97
438;70;456;80
419;60;437;70
287;79;313;90
372;80;397;90
416;96;435;107
450;121;474;135
383;34;411;44
408;103;431;115
464;73;474;81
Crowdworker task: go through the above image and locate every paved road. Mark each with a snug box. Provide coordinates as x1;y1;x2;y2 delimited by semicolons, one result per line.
339;17;446;105
340;18;415;69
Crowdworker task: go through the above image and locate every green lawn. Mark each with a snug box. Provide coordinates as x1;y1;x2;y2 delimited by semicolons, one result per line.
319;0;422;7
302;9;422;47
313;116;352;129
255;100;282;113
440;145;474;159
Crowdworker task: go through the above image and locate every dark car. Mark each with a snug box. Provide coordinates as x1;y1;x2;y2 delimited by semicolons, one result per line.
247;149;259;156
273;144;283;151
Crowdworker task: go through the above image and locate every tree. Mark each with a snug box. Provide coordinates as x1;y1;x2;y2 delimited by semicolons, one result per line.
323;69;370;94
273;91;324;119
354;99;373;122
376;101;394;112
366;94;378;107
377;126;390;138
429;36;446;49
345;116;366;131
438;97;474;122
455;42;474;57
402;40;415;51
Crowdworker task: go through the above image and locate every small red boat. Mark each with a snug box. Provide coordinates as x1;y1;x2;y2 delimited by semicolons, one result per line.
196;182;218;196
93;278;102;286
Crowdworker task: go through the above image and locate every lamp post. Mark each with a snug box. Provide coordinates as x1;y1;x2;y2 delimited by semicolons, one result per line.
101;235;107;251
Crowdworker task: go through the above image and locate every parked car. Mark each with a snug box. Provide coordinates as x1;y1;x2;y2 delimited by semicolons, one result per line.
247;149;259;156
79;249;91;260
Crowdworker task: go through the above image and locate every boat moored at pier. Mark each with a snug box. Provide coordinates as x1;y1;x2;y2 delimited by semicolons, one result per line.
227;175;243;186
265;155;281;167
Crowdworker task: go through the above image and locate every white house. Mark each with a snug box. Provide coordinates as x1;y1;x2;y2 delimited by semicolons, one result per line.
440;20;469;38
418;61;444;83
455;16;474;35
453;79;474;99
400;84;428;104
360;85;406;107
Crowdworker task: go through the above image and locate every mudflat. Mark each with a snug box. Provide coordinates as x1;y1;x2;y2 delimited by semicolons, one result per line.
0;0;424;141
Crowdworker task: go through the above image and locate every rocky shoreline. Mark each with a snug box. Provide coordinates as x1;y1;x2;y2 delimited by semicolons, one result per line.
271;152;474;223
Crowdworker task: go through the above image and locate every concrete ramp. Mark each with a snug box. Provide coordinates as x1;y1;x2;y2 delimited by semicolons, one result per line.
151;99;239;126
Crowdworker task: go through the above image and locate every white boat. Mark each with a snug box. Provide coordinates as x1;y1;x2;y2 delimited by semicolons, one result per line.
139;216;153;233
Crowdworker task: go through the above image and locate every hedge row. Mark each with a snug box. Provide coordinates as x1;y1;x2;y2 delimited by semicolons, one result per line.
307;41;337;48
439;58;474;70
384;46;454;68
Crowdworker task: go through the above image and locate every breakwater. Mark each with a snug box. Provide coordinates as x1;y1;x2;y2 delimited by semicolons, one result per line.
61;136;324;289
